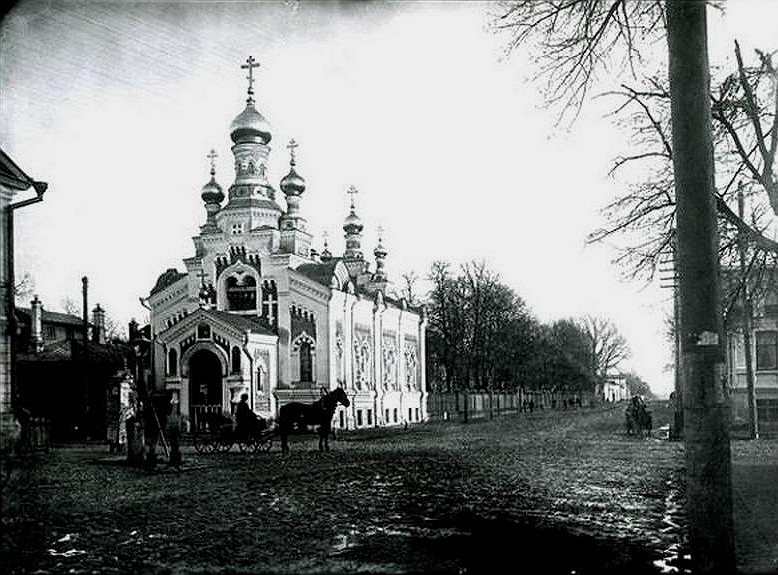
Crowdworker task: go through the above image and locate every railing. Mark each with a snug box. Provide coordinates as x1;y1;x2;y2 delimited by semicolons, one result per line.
18;416;50;453
190;404;225;432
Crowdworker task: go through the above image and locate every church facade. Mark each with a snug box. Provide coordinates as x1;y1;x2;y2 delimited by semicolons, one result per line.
147;58;427;431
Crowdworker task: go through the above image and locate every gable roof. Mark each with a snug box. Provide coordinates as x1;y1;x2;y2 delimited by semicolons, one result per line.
16;307;86;327
205;310;276;336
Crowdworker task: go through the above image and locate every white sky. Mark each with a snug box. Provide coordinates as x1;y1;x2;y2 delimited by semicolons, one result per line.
1;0;776;398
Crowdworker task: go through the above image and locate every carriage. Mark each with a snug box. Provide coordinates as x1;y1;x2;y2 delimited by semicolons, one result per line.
191;411;275;454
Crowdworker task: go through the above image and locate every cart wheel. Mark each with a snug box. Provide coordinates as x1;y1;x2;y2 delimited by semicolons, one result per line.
193;434;208;454
260;438;272;452
238;440;251;453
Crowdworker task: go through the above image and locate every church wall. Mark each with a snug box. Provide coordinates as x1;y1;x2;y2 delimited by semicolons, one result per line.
286;274;330;389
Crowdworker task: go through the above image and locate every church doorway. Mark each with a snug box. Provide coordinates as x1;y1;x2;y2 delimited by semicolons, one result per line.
189;348;223;430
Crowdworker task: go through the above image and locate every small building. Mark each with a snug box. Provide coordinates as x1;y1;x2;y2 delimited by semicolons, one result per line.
598;373;630;402
14;296;128;441
726;284;778;437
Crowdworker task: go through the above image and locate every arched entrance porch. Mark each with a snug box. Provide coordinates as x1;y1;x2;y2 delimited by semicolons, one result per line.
188;348;224;430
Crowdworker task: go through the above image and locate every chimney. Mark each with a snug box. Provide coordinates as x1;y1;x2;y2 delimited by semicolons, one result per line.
30;295;43;353
92;304;106;344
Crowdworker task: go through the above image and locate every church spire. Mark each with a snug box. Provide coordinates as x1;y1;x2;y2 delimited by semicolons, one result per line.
278;139;312;256
343;185;364;261
320;230;332;262
373;225;387;281
200;148;224;233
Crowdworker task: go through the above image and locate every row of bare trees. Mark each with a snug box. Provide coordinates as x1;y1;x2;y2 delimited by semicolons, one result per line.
423;260;630;399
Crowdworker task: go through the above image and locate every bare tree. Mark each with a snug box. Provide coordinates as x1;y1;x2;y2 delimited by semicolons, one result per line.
493;1;737;569
400;270;419;305
577;314;631;379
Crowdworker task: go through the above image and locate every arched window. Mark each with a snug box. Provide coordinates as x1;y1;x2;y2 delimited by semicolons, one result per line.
231;346;242;374
299;341;313;382
168;348;178;376
226;275;257;311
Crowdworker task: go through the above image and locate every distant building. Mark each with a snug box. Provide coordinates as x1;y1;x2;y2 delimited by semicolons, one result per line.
0;148;46;448
599;373;630;402
146;58;427;431
15;296;128;441
726;282;778;436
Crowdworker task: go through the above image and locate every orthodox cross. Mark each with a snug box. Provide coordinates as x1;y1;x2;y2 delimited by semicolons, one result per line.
347;185;358;210
287;139;298;165
376;225;384;243
241;56;260;101
207;149;218;175
322;230;329;248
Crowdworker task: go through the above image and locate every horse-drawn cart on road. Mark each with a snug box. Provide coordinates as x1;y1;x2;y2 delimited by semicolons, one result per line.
192;412;276;454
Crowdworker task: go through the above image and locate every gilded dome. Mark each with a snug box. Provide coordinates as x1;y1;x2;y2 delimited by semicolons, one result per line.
280;166;306;195
229;102;272;145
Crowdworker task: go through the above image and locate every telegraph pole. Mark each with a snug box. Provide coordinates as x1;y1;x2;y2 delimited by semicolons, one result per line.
737;188;758;440
666;1;735;572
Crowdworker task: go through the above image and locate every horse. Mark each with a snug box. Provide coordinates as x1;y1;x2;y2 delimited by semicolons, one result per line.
625;398;653;438
278;387;350;454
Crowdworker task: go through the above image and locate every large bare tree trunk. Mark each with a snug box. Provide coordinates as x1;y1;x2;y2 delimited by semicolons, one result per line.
666;1;735;572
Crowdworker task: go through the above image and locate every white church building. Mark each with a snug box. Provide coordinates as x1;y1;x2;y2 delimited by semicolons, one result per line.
146;58;427;431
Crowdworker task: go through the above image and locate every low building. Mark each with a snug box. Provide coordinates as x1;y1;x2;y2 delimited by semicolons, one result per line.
15;296;128;441
599;373;630;402
726;284;778;437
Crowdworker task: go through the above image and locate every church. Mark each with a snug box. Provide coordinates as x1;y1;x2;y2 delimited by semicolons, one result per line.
147;57;427;431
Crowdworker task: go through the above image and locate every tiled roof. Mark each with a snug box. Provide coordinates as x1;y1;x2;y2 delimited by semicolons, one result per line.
295;260;340;287
16;307;86;327
17;339;126;363
205;310;276;336
151;268;187;295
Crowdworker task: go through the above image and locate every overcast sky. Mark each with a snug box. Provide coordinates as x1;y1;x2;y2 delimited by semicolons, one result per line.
2;0;777;398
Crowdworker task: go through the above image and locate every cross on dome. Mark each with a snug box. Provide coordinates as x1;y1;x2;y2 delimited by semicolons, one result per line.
347;185;358;210
206;149;218;175
241;56;260;103
287;139;298;165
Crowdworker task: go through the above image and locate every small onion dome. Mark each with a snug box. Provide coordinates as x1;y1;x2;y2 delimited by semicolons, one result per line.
280;166;306;195
374;242;387;260
229;101;272;145
343;209;363;233
201;175;224;204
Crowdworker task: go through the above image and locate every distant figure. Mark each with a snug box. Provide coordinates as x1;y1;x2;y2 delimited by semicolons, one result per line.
235;393;260;438
529;399;535;413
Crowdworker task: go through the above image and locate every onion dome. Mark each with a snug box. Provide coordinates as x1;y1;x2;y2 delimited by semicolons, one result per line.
201;149;224;204
343;209;363;233
280;139;306;195
343;186;363;233
230;102;272;145
201;175;224;204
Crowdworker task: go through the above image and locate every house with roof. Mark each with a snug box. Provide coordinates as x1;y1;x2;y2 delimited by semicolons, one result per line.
14;296;128;441
147;57;427;431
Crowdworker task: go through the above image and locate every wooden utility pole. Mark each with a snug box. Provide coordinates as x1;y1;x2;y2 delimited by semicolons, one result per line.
666;1;735;572
737;189;759;440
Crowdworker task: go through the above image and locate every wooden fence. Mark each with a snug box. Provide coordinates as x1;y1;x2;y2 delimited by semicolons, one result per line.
426;390;586;420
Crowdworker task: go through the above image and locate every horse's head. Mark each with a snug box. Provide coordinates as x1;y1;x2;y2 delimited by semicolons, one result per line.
332;386;350;408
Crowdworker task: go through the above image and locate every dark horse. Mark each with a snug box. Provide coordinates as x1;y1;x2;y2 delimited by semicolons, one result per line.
625;397;653;437
278;387;350;454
